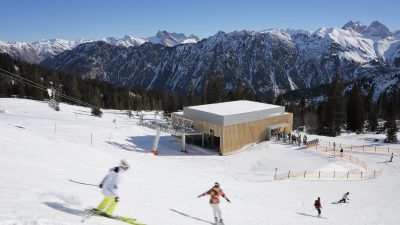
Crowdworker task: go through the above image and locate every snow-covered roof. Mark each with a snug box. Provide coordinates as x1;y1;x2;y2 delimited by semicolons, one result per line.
182;100;287;126
186;100;281;116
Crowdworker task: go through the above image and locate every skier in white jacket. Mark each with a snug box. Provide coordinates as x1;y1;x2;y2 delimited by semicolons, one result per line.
93;159;130;217
338;192;350;203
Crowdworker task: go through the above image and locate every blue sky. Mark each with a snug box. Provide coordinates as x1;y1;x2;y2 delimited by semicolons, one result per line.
1;0;399;42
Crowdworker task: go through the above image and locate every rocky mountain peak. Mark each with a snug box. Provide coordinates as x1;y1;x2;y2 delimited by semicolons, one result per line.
362;20;392;39
342;20;367;33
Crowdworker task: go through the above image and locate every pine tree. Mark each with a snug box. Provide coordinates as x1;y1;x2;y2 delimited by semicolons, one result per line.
385;93;398;143
206;74;224;104
274;95;284;106
368;104;379;132
299;96;306;126
325;74;346;136
347;83;365;132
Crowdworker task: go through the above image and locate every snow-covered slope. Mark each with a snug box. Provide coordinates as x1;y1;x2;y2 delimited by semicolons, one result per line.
1;98;400;225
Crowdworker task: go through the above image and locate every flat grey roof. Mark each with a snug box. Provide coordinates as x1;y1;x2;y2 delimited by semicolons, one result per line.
182;100;287;126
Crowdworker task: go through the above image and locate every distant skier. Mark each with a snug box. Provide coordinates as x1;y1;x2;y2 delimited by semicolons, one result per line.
314;197;322;217
338;192;350;203
303;135;307;145
92;159;130;217
389;153;394;163
198;182;231;224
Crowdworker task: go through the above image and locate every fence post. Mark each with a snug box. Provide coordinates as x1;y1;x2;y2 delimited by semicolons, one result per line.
351;145;352;150
375;146;376;152
388;147;389;153
54;123;57;134
91;132;93;147
363;146;364;152
347;171;349;179
304;170;306;178
319;171;321;179
361;171;363;179
288;170;291;179
333;170;335;178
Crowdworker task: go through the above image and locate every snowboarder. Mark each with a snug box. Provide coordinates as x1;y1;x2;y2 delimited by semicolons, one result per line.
338;192;350;203
389;153;394;163
92;159;130;217
198;182;231;225
314;197;322;217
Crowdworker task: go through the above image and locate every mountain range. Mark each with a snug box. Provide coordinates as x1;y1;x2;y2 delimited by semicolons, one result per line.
0;31;199;64
1;21;400;99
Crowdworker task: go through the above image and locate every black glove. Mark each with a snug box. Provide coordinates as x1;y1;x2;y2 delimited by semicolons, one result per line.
226;199;231;203
115;196;119;202
99;184;103;188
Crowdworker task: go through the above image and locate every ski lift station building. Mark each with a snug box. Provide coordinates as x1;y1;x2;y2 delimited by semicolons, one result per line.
172;100;293;155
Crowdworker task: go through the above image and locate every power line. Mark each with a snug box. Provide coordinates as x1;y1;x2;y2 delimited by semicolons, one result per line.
0;68;99;109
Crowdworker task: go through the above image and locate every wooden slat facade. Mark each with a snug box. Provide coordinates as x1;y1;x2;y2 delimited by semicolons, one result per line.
221;113;293;155
172;112;293;155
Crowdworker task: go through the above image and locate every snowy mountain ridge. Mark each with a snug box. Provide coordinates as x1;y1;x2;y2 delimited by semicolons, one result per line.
40;21;400;99
0;31;200;63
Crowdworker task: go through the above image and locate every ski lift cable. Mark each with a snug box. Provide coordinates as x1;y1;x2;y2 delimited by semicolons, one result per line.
0;69;98;109
0;69;97;108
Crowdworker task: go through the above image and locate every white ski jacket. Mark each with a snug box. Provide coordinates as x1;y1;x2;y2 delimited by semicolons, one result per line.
100;167;124;197
342;193;349;200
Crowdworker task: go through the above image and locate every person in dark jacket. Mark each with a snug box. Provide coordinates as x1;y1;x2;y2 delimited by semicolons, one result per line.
314;197;322;217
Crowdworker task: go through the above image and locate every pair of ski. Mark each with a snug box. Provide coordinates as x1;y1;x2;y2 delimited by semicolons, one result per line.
81;209;145;225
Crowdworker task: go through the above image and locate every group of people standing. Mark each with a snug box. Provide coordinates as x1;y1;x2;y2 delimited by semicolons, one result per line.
275;132;308;146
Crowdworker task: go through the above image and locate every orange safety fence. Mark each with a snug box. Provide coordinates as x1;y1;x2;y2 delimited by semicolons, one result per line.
306;142;368;170
318;140;400;154
274;169;383;181
272;139;383;181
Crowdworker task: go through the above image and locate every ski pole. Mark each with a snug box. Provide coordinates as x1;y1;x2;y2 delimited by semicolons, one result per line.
69;179;98;187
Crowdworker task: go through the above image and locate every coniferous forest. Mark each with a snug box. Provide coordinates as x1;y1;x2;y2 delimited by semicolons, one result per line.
0;53;258;114
0;52;398;141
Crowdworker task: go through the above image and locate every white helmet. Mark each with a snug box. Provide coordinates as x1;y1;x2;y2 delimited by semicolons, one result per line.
120;159;130;170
